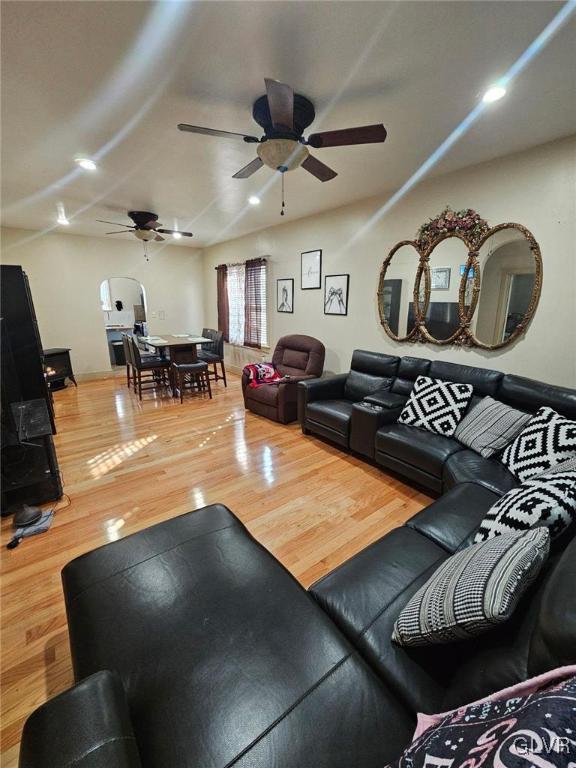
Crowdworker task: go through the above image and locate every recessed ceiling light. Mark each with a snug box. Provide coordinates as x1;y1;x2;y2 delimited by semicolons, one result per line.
172;231;182;239
482;85;506;103
248;196;260;206
75;157;97;171
57;216;70;226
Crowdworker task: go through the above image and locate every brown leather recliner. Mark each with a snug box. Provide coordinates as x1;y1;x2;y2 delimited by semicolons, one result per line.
242;334;325;423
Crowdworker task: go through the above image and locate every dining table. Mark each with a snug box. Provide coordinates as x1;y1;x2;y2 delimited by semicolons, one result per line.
139;334;212;397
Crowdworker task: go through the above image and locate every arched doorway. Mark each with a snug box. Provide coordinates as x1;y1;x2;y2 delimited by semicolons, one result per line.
99;277;147;367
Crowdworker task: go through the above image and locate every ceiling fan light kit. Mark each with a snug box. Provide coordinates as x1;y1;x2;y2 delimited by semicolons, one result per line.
257;139;309;172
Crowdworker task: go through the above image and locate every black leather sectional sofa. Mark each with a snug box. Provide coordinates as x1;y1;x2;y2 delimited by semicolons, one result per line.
299;350;576;494
19;353;576;768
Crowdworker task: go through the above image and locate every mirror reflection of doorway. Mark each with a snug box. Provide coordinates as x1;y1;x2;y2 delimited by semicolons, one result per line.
474;235;536;346
99;277;147;367
500;272;535;342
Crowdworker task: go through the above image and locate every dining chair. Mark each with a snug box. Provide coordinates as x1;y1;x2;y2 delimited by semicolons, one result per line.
121;334;134;388
171;361;212;404
199;328;227;387
130;337;170;400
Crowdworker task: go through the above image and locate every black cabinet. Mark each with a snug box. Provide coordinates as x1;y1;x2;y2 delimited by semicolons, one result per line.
1;265;62;512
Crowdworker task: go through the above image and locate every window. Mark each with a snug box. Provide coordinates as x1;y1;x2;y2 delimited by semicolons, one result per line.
99;279;112;311
227;264;245;346
217;259;268;349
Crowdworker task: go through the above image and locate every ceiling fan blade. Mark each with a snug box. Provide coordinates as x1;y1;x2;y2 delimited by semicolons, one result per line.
154;234;166;242
307;123;387;149
145;219;159;229
97;219;133;228
178;124;260;143
105;231;131;235
156;229;193;237
232;156;264;179
301;155;337;182
265;78;294;131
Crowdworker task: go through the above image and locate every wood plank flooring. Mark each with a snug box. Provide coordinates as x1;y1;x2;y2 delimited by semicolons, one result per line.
0;373;431;766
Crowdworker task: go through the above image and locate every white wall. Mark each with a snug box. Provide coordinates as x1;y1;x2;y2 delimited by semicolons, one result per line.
202;136;576;387
0;228;205;376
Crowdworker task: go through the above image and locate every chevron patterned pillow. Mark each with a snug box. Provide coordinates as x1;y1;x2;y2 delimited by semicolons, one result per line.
397;376;473;437
500;406;576;481
474;472;576;543
392;527;550;647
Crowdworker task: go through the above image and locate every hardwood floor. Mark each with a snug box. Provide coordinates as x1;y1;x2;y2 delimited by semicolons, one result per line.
0;373;432;766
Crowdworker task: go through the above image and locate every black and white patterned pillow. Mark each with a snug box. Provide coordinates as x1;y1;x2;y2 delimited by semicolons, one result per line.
397;376;473;437
392;527;549;646
536;455;576;478
501;407;576;481
474;472;576;543
454;396;530;458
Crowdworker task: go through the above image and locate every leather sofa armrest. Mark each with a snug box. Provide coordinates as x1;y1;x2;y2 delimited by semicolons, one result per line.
19;671;141;768
297;375;348;429
363;390;407;409
350;401;404;459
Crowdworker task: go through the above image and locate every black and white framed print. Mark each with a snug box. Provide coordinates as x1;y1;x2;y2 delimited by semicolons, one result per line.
277;279;294;313
324;274;350;316
301;249;322;289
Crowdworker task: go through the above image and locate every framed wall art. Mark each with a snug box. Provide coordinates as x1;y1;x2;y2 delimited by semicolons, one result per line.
431;266;451;290
301;249;322;289
324;274;349;316
277;279;294;313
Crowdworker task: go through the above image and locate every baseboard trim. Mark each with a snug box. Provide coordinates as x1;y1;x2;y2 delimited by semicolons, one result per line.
76;370;117;382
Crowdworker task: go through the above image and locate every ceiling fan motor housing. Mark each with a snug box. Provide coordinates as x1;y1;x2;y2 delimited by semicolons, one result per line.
252;93;315;140
128;211;159;229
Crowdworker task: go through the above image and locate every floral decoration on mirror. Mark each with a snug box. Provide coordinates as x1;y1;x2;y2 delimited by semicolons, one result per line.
416;207;490;251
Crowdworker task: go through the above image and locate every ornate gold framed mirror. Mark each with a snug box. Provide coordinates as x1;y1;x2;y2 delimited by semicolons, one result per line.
378;208;542;350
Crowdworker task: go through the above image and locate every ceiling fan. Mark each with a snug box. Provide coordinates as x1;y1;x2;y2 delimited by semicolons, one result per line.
97;211;193;241
177;78;387;183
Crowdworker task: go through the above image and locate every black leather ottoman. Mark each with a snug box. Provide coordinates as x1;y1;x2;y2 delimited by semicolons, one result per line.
58;504;414;768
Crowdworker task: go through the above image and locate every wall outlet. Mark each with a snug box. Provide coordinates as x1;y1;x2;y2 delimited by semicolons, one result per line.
150;311;157;318
158;310;165;320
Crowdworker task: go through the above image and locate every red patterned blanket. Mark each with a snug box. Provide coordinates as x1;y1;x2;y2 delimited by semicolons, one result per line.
243;363;284;388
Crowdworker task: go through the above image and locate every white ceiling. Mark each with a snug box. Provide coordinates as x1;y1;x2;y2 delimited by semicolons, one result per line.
2;1;575;248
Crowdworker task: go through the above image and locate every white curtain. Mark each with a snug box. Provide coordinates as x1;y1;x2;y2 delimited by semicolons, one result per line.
227;264;245;346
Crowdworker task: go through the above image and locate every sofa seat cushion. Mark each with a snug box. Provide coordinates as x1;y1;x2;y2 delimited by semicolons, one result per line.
310;526;454;714
63;505;414;768
443;449;519;495
407;482;501;553
306;400;355;435
376;423;464;478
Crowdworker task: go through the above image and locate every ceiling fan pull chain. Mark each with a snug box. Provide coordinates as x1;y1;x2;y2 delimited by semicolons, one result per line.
143;241;149;262
280;171;286;216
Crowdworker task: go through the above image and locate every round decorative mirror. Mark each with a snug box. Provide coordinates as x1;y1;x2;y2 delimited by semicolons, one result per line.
420;235;470;344
471;224;542;349
378;241;427;341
